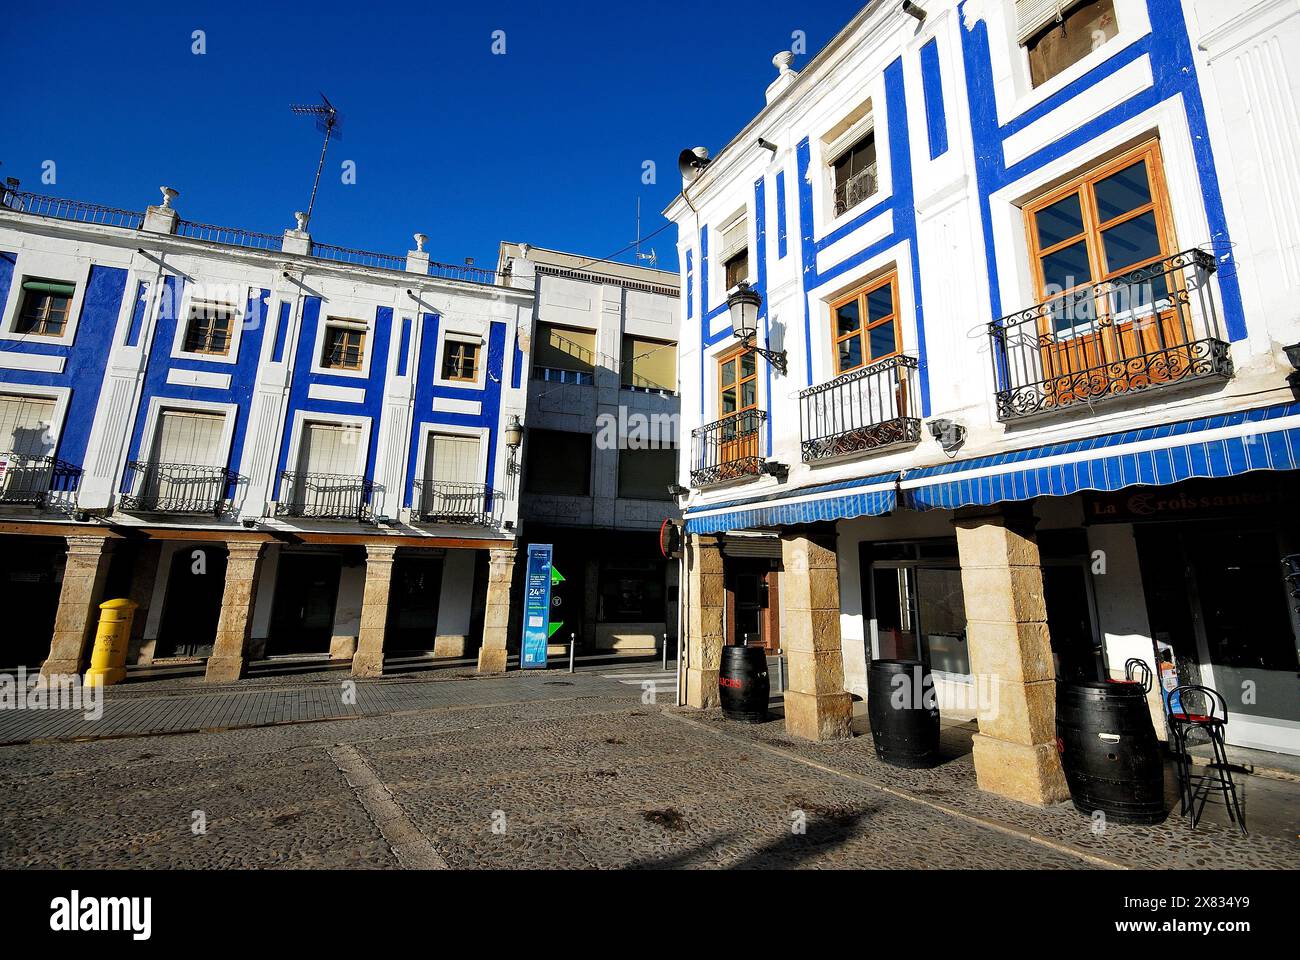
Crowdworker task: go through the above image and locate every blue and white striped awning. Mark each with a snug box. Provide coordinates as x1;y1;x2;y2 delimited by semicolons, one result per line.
683;472;897;534
899;401;1300;511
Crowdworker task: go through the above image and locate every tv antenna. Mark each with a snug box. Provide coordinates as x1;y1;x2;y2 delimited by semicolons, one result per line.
634;197;657;268
289;93;343;228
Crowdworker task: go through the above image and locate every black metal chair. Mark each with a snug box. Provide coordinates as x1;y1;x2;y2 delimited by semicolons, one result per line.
1167;684;1247;835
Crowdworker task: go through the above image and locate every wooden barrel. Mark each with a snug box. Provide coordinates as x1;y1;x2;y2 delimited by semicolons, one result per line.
868;659;940;768
1056;680;1166;824
719;646;769;723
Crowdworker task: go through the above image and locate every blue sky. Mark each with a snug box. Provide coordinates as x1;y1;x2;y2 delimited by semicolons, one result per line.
1;0;863;273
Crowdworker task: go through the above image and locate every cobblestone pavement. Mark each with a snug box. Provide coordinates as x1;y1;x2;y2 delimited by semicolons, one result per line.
0;672;1294;870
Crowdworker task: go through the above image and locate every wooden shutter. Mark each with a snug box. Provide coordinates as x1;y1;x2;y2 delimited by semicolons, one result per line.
301;422;362;476
426;435;480;485
153;410;224;466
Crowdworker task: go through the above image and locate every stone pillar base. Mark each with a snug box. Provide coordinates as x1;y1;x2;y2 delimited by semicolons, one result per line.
433;635;467;658
351;651;384;678
204;656;246;683
477;645;507;674
783;689;853;741
330;635;357;661
685;666;720;709
971;733;1070;806
37;667;83;685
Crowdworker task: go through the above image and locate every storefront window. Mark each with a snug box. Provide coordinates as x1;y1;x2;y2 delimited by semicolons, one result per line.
865;540;971;677
598;559;665;623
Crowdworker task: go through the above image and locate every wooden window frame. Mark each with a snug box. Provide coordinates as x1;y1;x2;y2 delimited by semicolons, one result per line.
717;343;759;421
182;306;234;355
1023;139;1176;303
441;339;480;382
829;272;902;376
15;286;72;338
320;323;367;371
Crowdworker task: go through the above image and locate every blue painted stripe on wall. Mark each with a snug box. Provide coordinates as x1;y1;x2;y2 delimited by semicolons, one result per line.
397;314;412;378
775;170;789;259
271;301;291;364
920;38;949;159
125;280;149;347
510;328;522;389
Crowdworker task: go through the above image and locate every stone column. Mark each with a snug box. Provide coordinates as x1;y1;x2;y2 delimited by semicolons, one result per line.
41;535;115;679
205;542;266;683
683;534;724;708
476;547;517;673
954;505;1070;806
781;530;853;741
353;544;398;678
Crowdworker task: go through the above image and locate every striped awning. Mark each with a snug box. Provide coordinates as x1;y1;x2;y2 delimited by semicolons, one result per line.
683;472;897;534
899;401;1300;511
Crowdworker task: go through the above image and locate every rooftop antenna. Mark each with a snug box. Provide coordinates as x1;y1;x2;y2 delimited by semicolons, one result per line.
289;93;343;228
634;197;658;268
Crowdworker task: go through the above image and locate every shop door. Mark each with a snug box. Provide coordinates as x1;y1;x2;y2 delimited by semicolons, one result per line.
1042;563;1104;683
725;560;775;648
155;545;227;658
386;556;442;652
267;554;340;655
1184;528;1300;755
0;537;63;668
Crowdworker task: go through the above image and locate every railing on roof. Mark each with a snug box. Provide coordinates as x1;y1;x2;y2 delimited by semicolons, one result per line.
310;242;409;272
176;219;282;251
0;187;145;230
533;263;679;298
428;259;501;285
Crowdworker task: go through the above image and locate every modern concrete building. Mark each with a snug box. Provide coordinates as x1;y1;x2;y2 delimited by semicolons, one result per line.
667;0;1300;805
497;243;681;655
0;184;531;680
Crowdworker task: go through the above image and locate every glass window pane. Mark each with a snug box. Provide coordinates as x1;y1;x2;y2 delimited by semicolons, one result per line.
869;320;897;359
838;335;862;371
866;284;894;322
1093;160;1152;223
1039;240;1093;293
1034;193;1084;248
740;380;756;408
720;360;735;387
721;386;737;414
740;352;756;379
835;300;861;336
1101;210;1162;274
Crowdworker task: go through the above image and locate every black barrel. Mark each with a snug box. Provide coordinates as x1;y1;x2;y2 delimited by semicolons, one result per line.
719;646;769;723
868;659;941;768
1056;681;1166;825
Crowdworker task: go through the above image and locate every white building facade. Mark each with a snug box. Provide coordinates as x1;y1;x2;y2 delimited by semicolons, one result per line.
667;0;1300;803
0;185;531;680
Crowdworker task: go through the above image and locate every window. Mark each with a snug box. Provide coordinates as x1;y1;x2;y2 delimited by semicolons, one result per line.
621;335;676;392
598;559;665;623
533;324;594;375
0;395;56;457
831;273;901;375
152;409;225;466
1020;0;1118;88
617;448;676;499
720;216;748;290
441;338;480;381
321;322;366;370
15;279;74;337
1023;140;1183;396
299;421;363;476
718;347;758;419
426;434;481;485
832;132;878;216
523;428;592;496
182;301;235;355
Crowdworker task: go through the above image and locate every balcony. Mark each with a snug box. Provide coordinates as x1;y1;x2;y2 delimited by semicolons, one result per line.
532;366;593;385
833;164;878;218
411;480;496;526
690;409;767;488
118;461;232;515
800;355;921;462
276;471;373;521
0;452;80;509
989;249;1232;422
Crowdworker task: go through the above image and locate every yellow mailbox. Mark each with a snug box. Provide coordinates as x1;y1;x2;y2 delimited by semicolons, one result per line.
84;598;137;687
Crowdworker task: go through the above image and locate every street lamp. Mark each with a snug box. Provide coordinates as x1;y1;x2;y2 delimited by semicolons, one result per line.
726;282;787;375
504;414;524;473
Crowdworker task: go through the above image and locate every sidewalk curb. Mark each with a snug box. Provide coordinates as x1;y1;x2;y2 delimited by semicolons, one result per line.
661;708;1130;871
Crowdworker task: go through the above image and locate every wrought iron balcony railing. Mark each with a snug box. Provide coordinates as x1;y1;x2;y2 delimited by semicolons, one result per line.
690;409;767;487
989;249;1232;422
800;354;921;462
276;471;373;521
411;480;496;525
0;452;80;507
1;187;145;230
118;461;232;515
833;164;878;217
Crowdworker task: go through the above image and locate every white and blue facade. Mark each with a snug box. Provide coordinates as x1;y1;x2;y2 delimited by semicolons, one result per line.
0;188;532;678
668;0;1300;762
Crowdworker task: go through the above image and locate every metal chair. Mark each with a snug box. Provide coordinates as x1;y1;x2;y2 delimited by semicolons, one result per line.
1167;684;1247;835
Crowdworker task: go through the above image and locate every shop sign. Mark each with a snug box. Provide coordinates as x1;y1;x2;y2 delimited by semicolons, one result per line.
1083;476;1295;524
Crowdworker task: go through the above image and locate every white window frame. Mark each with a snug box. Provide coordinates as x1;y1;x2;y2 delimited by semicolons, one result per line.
136;397;237;470
0;384;71;456
713;207;752;297
431;327;488;389
308;308;375;380
809;73;893;240
413;424;490;487
170;282;250;365
0;262;90;348
281;410;372;499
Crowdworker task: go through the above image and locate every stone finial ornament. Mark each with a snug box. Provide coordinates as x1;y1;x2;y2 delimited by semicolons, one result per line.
414;233;427;252
159;186;179;208
293;211;309;232
772;50;794;75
